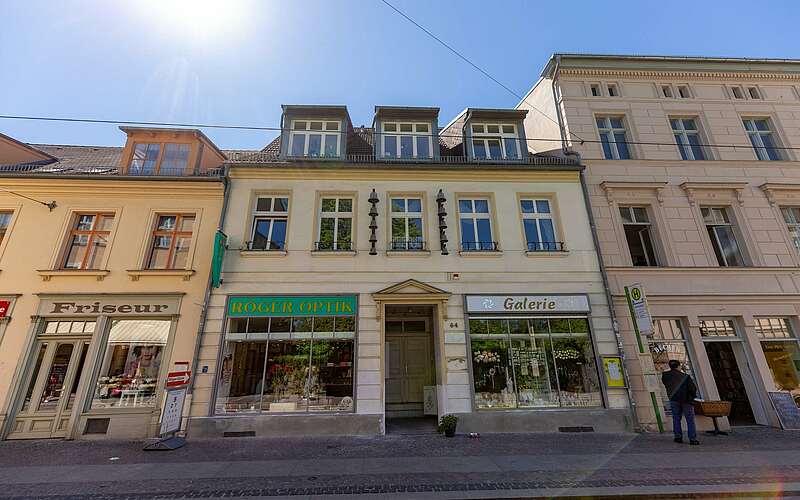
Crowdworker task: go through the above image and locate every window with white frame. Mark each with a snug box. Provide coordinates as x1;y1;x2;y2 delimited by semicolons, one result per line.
661;85;674;98
589;83;601;97
458;198;495;251
471;123;520;160
701;206;745;267
317;197;353;251
520;199;559;251
699;319;738;337
677;85;691;98
250;196;289;251
781;207;800;254
619;206;659;266
390;197;424;250
382;122;432;159
607;83;619;97
596;116;631;160
743;118;782;161
289;120;340;158
730;86;745;99
747;86;762;100
671;118;707;160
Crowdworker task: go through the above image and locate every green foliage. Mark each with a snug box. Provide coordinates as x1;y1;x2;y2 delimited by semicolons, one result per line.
438;414;458;433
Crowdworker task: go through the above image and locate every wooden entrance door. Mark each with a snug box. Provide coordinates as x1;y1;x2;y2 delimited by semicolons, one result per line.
386;335;431;406
7;339;91;439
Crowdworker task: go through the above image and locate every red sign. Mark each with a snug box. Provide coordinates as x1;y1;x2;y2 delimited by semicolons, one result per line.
0;300;9;318
166;370;191;388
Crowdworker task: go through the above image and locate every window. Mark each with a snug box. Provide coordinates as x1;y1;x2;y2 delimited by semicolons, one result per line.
458;198;495;251
619;206;658;266
596;116;631;160
756;318;800;405
649;319;695;416
590;84;601;97
699;319;737;337
671;118;706;160
469;317;601;409
755;317;793;340
390;197;424;250
607;83;619;97
748;86;762;100
250;197;288;251
91;319;170;409
701;207;745;267
520;199;559;251
317;197;353;251
62;213;114;270
382;123;432;159
730;86;745;99
146;214;195;269
743;118;782;161
471;123;520;160
781;207;800;253
661;85;673;98
289;120;340;158
129;143;190;175
0;211;12;244
677;85;691;98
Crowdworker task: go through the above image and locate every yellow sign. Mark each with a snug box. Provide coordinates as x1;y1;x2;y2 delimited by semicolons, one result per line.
602;356;626;388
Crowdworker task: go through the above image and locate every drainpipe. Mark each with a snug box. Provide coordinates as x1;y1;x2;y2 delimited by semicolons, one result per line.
550;55;569;155
187;164;231;398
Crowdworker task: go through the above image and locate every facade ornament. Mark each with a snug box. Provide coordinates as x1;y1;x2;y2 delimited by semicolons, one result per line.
368;189;379;255
436;189;448;255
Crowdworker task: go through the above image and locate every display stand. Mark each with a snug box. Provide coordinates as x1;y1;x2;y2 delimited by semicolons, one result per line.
144;387;187;451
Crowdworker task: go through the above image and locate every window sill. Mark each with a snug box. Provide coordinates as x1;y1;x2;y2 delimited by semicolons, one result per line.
37;269;110;281
126;269;196;281
239;250;288;257
311;250;357;257
524;250;570;258
458;250;503;257
386;250;431;257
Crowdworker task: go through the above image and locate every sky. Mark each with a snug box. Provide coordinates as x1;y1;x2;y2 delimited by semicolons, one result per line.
2;0;800;150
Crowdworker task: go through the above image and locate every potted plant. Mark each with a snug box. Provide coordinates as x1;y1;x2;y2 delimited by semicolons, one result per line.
438;414;458;437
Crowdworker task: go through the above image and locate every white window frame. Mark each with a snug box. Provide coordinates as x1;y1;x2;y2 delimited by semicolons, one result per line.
519;198;559;251
729;85;746;99
671;117;707;160
288;120;341;158
747;86;762;100
701;206;745;267
458;198;495;251
589;83;602;97
781;207;800;254
250;196;289;251
381;122;432;159
470;123;520;160
596;116;631;160
389;196;425;250
607;83;620;97
317;196;353;251
743;118;782;161
619;206;659;266
660;84;674;98
676;85;692;98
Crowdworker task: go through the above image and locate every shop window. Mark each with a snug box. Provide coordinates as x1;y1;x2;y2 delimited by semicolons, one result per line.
469;317;601;410
757;319;800;406
61;213;115;270
458;198;496;251
91;319;170;409
249;196;289;251
699;319;737;337
648;319;695;416
317;197;353;251
701;206;745;267
216;312;355;414
146;214;195;269
390;197;424;250
0;211;12;244
619;206;659;266
520;198;560;251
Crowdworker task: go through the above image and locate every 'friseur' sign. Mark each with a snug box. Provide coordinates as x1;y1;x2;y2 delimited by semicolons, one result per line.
228;295;356;317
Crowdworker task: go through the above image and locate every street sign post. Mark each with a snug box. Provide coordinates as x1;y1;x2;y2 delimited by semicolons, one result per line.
144;364;191;451
624;283;663;432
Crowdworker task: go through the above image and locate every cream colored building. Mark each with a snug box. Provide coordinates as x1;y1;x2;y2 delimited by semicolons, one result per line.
0;128;225;440
518;54;800;431
187;105;632;437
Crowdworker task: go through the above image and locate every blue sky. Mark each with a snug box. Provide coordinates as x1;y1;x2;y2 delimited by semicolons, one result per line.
2;0;799;150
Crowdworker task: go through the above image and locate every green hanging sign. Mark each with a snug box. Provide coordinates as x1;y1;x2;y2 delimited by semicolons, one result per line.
228;295;357;317
211;231;227;289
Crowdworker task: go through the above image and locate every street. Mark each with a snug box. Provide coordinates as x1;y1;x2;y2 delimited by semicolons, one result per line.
1;427;800;499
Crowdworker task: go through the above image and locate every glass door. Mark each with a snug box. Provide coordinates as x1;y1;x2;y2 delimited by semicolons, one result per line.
8;339;90;439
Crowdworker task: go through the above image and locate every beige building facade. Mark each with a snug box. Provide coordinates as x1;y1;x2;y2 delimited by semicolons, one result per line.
0;128;225;440
187;105;632;437
519;54;800;431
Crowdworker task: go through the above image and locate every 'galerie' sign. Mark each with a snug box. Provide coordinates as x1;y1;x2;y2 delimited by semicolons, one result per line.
228;295;357;317
466;295;590;314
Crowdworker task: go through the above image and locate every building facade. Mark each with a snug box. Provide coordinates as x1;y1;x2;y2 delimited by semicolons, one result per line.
518;54;800;431
186;104;632;437
0;128;225;440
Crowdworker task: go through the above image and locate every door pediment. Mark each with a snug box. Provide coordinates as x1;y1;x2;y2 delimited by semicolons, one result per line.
372;279;451;318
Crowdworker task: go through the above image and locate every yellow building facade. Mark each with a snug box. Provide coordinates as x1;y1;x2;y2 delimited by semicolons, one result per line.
0;128;225;440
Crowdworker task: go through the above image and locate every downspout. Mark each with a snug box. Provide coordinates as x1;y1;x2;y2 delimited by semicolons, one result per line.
550;55;569;155
187;163;231;399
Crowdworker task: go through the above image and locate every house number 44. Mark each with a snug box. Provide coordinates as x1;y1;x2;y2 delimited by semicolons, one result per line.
449;321;459;329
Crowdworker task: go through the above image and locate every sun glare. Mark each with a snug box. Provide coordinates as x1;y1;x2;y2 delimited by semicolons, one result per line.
141;0;248;41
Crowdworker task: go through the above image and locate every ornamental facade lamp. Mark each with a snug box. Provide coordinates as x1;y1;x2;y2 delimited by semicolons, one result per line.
368;188;379;255
436;188;449;255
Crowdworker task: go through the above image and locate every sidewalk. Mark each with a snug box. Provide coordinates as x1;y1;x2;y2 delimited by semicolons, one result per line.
1;427;799;499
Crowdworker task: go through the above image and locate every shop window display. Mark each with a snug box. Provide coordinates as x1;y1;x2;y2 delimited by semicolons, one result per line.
469;317;601;409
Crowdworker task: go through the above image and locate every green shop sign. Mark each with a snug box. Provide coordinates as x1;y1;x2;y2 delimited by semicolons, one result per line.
228;295;357;317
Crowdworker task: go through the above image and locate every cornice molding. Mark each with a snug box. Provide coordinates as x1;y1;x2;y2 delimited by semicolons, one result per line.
680;182;747;206
600;181;668;205
560;67;800;81
759;182;800;207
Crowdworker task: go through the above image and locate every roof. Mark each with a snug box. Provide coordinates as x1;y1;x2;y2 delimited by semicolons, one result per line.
0;132;57;163
118;126;227;160
373;106;440;122
0;144;123;174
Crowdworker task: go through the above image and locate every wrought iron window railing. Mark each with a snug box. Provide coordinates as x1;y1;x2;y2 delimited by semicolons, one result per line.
390;239;426;251
460;241;499;252
244;240;286;251
314;240;353;251
527;241;565;252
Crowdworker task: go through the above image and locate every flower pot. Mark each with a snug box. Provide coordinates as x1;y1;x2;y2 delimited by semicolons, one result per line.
444;428;456;437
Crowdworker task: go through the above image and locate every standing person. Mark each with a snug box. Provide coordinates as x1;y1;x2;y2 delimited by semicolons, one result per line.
662;359;700;445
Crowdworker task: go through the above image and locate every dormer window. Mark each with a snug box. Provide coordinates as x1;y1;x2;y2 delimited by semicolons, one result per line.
289;120;340;158
129;142;190;175
381;122;432;159
471;123;520;160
